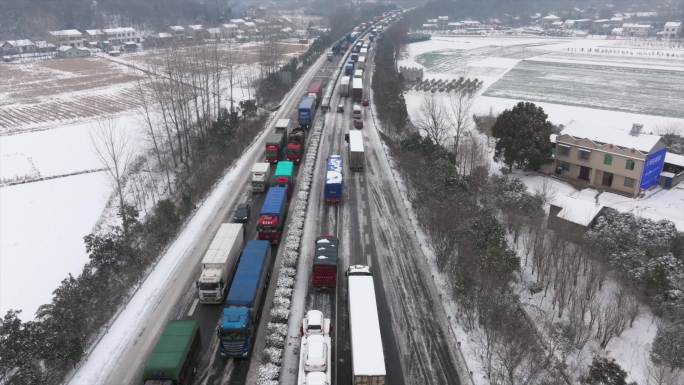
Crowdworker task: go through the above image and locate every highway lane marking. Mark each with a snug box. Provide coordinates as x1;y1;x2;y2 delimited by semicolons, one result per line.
187;298;199;317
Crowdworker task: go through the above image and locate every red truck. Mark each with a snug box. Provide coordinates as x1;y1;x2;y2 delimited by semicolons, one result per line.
286;127;306;164
308;80;323;107
312;235;338;289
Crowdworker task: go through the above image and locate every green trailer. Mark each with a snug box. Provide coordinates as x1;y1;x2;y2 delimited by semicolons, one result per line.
143;320;201;385
271;160;295;192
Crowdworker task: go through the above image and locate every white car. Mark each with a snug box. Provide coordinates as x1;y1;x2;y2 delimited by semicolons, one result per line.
298;310;332;385
301;310;331;336
303;371;329;385
303;334;328;372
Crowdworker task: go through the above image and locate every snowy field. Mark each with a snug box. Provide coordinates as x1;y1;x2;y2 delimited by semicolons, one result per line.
0;41;303;320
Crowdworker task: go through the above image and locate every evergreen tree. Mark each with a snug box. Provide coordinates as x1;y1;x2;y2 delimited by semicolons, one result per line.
491;101;554;171
651;322;684;369
582;356;628;385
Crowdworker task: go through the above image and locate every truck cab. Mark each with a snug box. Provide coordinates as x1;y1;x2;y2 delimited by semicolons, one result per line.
352;104;362;120
251;162;271;193
218;307;252;357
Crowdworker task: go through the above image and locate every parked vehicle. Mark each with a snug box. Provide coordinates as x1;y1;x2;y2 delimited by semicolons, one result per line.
232;203;250;223
286;127;306;164
313;236;338;288
218;240;271;357
271;160;295;192
339;76;351;97
348;130;364;171
257;186;288;244
196;223;244;303
251;162;272;193
143;320;201;385
347;265;386;385
298;96;316;129
352;77;363;102
265;130;287;163
324;155;343;204
297;310;332;385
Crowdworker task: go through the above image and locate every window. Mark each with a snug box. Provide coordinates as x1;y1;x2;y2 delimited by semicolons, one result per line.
557;145;570;157
624;177;635;188
578;149;591;161
625;159;635;170
604;154;612;165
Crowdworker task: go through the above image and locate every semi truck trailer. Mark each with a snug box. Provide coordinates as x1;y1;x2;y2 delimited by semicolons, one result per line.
312;236;338;289
143;320;201;385
196;223;244;304
265;130;287;163
324;155;343;204
218;240;271;357
348;130;364;171
298;96;316;129
257;186;288;244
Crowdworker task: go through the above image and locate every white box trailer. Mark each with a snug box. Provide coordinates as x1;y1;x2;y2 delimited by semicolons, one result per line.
352;77;363;102
348;130;364;172
251;162;272;193
354;69;363;79
196;223;245;304
275;118;291;132
357;56;366;70
340;76;351;97
347;265;386;385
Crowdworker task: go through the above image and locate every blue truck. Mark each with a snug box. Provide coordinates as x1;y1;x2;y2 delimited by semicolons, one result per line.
298;96;316;129
218;240;272;358
325;155;343;204
344;61;354;76
257;186;288;244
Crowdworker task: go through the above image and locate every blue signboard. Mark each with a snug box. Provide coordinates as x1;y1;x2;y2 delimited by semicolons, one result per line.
640;147;666;189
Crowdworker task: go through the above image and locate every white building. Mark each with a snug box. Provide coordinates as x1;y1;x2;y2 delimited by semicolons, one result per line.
663;22;681;39
1;39;36;54
48;29;84;47
56;45;91;58
102;27;138;44
542;14;561;27
622;23;652;38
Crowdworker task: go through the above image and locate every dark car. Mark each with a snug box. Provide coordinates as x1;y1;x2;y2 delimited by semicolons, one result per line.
337;103;344;113
233;203;250;223
362;98;369;107
353;119;363;129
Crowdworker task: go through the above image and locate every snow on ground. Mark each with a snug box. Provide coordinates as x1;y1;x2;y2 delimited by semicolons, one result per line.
0;171;110;319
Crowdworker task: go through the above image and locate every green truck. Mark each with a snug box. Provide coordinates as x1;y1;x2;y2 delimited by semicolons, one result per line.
143;320;201;385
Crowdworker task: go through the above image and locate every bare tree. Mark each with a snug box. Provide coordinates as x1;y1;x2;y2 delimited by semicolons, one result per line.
416;93;449;146
91;118;134;232
449;87;474;161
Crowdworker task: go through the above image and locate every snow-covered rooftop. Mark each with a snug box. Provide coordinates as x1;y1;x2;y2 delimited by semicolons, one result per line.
206;28;221;34
4;39;34;47
222;23;238;29
543;14;561;21
49;29;82;37
103;27;136;34
188;25;203;30
664;21;682;28
230;18;246;24
157;32;172;38
169;25;185;31
85;29;103;35
552;195;604;227
559;123;662;153
665;152;684;167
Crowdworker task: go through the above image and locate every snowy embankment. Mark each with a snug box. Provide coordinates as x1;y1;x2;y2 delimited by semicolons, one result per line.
255;114;325;385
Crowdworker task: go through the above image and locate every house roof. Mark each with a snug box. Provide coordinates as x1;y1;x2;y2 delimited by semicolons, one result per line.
85;29;103;35
4;39;34;47
665;152;684;167
230;18;246;24
222;23;238;29
169;25;185;31
664;21;682;28
158;32;173;38
206;27;221;34
543;14;561;20
559;123;662;153
552;195;604;227
623;23;651;28
244;21;256;28
188;25;203;30
49;29;82;37
103;27;136;34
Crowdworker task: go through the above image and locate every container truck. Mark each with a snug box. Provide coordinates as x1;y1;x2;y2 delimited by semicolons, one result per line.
324;155;343;204
313;236;338;288
308;80;323;102
297;310;332;385
357;56;366;70
348;130;364;171
298;96;316;129
286;127;306;164
265;130;287;163
251;162;272;193
275;118;291;132
271;160;295;192
340;76;351;97
352;77;363;102
218;240;271;357
344;61;354;76
257;186;288;244
347;265;386;385
353;69;363;79
143;320;201;385
196;223;245;304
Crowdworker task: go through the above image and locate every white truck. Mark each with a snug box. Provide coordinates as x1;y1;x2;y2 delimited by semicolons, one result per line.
196;223;244;304
251;162;272;193
348;130;364;172
347;265;386;385
339;76;350;97
298;310;332;385
357;56;366;70
354;69;363;79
